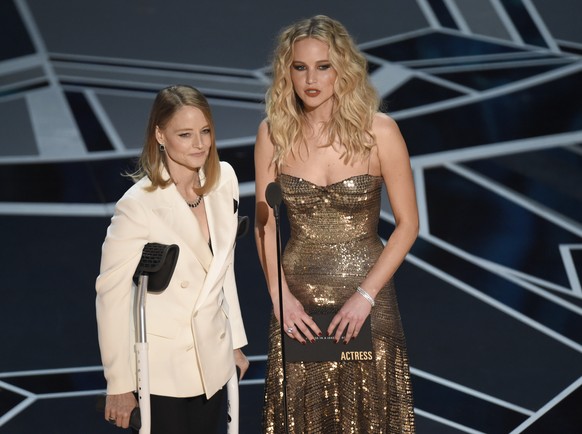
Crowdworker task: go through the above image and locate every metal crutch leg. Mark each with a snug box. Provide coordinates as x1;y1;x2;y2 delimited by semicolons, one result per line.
226;371;239;434
225;215;250;434
132;243;180;434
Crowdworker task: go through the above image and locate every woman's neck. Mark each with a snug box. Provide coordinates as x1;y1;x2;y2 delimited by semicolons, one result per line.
169;165;201;191
303;103;333;125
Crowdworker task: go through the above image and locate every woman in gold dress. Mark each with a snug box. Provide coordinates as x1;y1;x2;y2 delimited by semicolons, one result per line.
254;15;418;433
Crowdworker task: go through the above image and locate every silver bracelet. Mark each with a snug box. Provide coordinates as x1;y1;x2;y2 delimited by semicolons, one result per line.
356;286;375;307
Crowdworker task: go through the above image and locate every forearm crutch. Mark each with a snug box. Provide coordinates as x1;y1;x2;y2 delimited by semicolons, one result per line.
132;242;180;434
225;215;250;434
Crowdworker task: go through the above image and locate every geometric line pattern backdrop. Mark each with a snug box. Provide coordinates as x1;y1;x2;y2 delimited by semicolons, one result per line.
0;0;581;432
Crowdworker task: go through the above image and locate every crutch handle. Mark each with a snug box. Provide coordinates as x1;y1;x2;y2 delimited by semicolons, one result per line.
236;215;249;239
95;395;141;430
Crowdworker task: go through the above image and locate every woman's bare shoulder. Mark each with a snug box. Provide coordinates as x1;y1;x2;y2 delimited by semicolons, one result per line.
372;112;400;135
372;112;407;158
257;118;270;134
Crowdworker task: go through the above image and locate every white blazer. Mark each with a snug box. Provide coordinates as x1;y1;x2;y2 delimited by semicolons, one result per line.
96;162;247;399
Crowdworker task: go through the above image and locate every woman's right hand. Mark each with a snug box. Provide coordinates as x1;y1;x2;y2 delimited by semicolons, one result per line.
105;392;137;429
274;290;322;344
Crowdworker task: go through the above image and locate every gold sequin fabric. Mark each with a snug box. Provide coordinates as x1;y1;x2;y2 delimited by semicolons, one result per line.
263;174;415;434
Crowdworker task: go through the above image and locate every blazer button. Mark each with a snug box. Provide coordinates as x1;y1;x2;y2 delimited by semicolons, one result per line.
220;332;226;339
180;281;189;288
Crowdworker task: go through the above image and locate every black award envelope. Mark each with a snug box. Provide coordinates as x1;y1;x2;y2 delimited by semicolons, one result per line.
284;313;373;362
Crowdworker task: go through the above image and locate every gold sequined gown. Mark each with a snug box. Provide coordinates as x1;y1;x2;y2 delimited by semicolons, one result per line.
263;174;415;434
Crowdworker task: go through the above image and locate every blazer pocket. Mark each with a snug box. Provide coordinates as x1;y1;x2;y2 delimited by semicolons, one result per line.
147;316;181;339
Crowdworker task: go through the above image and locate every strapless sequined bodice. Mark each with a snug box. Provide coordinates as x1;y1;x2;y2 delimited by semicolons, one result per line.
279;173;383;244
279;173;385;286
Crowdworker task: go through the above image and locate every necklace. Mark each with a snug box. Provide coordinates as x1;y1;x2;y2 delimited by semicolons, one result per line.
185;195;203;208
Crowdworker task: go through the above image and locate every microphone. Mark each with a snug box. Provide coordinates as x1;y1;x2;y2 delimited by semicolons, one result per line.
265;181;289;434
266;182;282;212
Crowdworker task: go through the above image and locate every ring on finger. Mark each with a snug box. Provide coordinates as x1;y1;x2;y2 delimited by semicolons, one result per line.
287;327;294;334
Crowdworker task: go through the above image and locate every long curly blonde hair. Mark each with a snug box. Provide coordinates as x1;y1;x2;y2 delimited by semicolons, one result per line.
130;85;220;194
266;15;380;169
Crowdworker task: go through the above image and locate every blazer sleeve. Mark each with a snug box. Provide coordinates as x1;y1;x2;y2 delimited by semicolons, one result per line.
95;190;149;394
221;163;248;349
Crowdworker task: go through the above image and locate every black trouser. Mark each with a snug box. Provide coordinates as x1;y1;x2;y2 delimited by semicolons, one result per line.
132;388;225;434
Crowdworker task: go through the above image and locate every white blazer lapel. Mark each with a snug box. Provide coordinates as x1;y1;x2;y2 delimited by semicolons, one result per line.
207;185;235;267
194;181;236;308
153;183;213;272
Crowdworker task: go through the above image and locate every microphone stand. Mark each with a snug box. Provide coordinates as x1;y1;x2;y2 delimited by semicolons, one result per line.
265;182;289;434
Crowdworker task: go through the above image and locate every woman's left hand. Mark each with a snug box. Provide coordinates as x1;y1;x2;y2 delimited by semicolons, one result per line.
328;292;373;344
233;348;249;380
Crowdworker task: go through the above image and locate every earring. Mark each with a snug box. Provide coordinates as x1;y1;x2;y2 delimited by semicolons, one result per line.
159;143;165;152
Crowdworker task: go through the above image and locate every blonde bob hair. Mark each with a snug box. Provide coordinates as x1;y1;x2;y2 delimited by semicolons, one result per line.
130;85;220;195
266;15;380;169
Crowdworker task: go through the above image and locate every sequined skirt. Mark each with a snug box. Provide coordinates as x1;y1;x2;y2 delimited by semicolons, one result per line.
262;237;416;433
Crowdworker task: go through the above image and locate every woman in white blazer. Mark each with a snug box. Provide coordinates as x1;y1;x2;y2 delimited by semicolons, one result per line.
96;85;248;433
